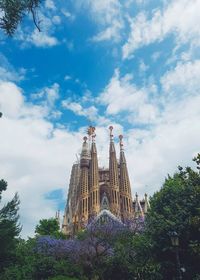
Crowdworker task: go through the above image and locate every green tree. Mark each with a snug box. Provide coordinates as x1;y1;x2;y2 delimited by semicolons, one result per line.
1;238;82;280
0;0;42;36
105;230;161;280
0;179;21;270
145;154;200;279
35;218;65;239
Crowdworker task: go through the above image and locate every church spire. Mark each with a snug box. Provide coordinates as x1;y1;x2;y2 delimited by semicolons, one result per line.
119;135;133;221
78;136;90;228
89;127;100;217
109;126;121;218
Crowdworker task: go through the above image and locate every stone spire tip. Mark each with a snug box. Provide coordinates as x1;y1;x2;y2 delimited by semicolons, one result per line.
109;126;114;141
87;126;95;137
119;134;124;150
92;133;96;142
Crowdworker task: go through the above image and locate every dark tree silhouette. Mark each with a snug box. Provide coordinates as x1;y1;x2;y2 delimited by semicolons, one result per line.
0;0;42;36
0;179;21;270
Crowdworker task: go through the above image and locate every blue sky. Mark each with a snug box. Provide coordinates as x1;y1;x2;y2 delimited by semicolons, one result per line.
0;0;200;237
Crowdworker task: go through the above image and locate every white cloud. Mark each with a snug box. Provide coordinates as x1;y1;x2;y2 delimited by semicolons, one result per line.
93;57;200;196
62;38;74;51
0;81;82;237
0;53;26;81
122;0;200;59
99;69;159;124
62;99;98;121
161;60;200;98
151;51;161;62
61;10;75;21
30;29;59;47
31;83;60;108
92;19;123;42
0;68;200;237
52;16;61;25
139;60;149;73
0;82;24;118
64;75;72;81
99;55;200;127
0;67;25;82
78;0;124;42
45;0;56;10
45;83;60;106
15;6;60;48
125;94;200;195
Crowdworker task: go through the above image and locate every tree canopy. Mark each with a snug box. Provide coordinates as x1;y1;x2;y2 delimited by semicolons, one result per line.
0;179;21;270
0;0;42;35
35;217;66;239
0;155;200;279
145;155;200;279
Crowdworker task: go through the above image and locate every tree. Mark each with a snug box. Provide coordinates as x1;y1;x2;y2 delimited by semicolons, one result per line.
0;179;21;270
145;154;200;279
0;0;42;36
35;217;65;239
106;233;161;280
0;179;7;199
1;155;200;279
1;237;82;280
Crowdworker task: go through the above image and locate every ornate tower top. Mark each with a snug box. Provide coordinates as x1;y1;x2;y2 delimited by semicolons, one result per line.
87;126;95;137
80;136;90;168
109;126;116;153
91;127;97;153
109;126;114;142
119;134;124;150
91;127;96;143
119;134;126;163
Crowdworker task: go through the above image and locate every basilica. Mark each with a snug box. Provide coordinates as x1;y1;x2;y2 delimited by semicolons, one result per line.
62;126;150;235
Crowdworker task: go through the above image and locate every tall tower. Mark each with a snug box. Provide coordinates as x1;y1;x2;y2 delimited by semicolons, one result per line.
62;163;80;235
78;136;90;228
89;128;100;217
119;135;133;221
109;126;121;218
62;125;150;236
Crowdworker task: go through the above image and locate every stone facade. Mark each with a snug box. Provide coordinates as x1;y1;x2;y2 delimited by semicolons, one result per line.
62;127;150;235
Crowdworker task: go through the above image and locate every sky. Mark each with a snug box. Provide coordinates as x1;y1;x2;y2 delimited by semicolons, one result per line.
0;0;200;237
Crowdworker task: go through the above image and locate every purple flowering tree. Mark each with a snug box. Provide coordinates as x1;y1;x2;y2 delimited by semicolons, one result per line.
35;215;145;279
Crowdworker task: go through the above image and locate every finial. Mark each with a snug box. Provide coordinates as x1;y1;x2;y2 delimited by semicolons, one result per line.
119;134;124;150
92;133;96;142
87;126;93;137
83;136;88;143
109;126;114;141
89;127;96;142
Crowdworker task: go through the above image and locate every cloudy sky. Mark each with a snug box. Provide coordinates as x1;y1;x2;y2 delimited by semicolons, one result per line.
0;0;200;237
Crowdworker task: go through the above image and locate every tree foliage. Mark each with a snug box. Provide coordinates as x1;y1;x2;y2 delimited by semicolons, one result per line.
145;154;200;279
0;0;42;35
1;237;82;280
0;155;200;279
0;179;21;271
35;218;66;239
